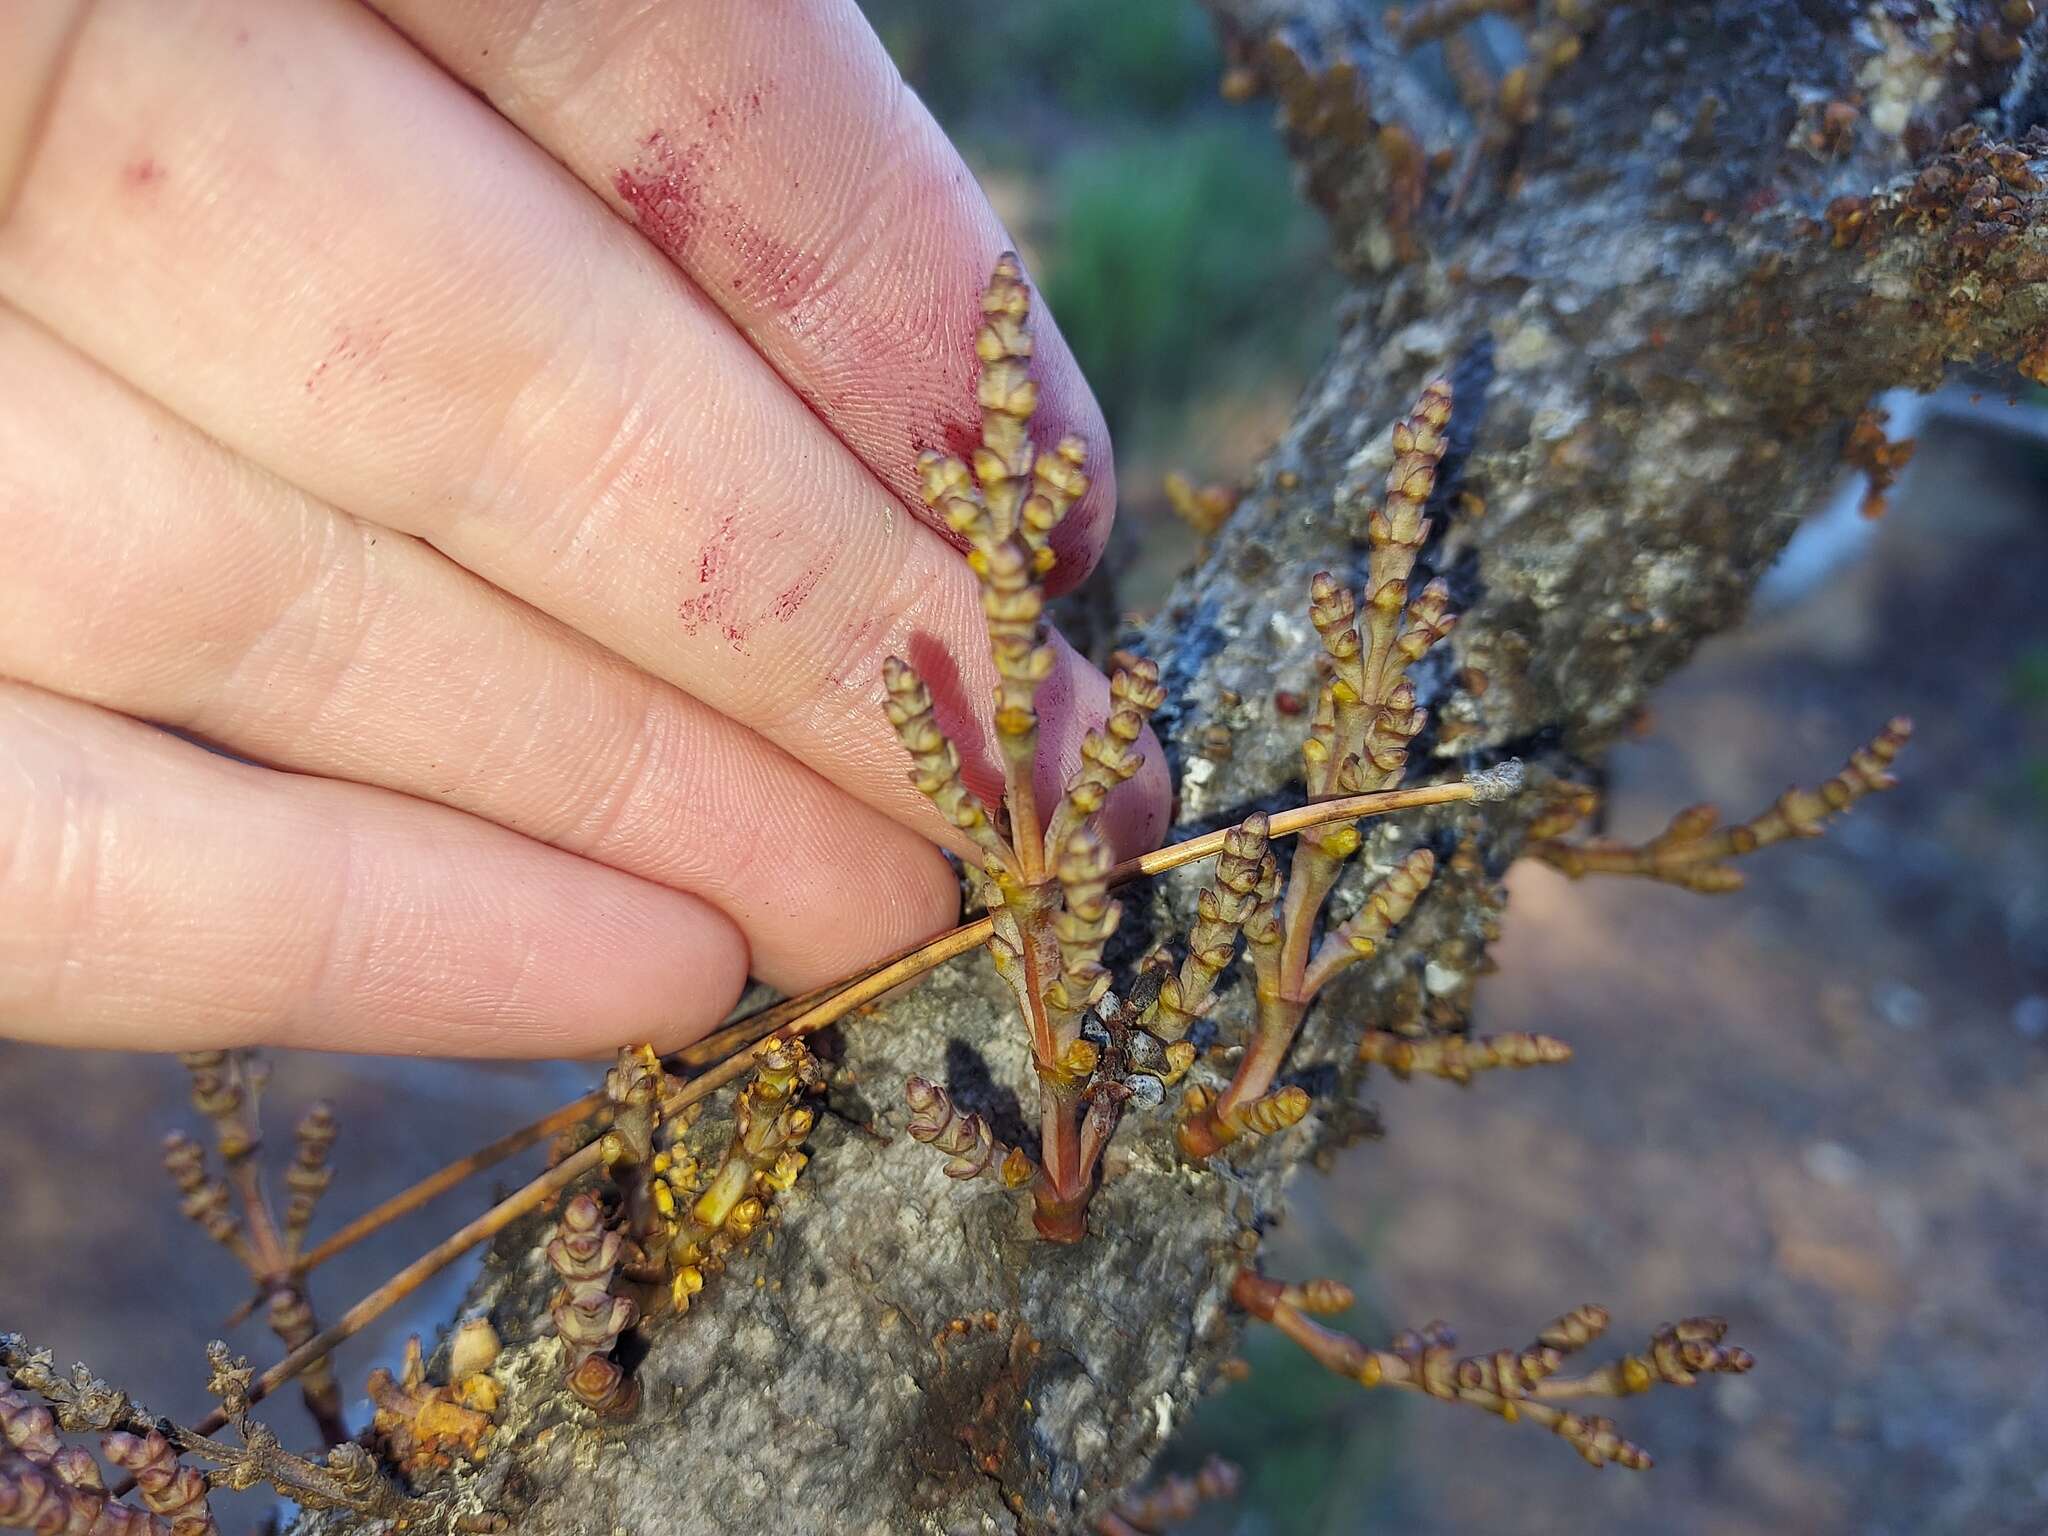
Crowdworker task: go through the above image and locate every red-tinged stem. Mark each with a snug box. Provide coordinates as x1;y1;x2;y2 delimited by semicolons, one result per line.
1002;740;1046;887
1275;851;1338;998
1036;1075;1086;1218
1213;994;1307;1122
1207;779;1477;1127
1030;1166;1091;1244
1231;1268;1377;1382
1012;908;1060;1069
231;1161;289;1281
1230;1267;1285;1317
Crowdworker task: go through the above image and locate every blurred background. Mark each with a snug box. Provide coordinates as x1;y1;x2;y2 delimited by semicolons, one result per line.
6;2;2048;1532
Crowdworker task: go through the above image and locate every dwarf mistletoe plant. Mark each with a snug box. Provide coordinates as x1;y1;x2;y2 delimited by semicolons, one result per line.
884;258;1535;1237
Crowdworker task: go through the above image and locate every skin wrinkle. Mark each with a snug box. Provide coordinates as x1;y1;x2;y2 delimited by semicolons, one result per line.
445;298;627;567
0;682;759;1051
508;0;665;106
439;252;931;731
211;513;378;746
0;296;956;989
0;702;88;1023
565;697;672;862
774;530;943;732
0;0;95;221
290;800;358;1038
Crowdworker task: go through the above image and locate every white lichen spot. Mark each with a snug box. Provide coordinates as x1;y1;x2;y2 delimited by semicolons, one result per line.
1390;316;1456;361
1856;0;1959;138
1528;402;1589;443
1497;315;1562;373
1267;607;1309;649
1424;959;1465;996
1152;1392;1176;1444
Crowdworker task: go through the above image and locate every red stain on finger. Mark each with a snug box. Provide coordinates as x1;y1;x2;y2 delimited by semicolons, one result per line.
727;220;825;313
770;561;827;622
122;157;164;188
613;131;709;266
676;514;747;650
613;100;824;320
305;325;391;395
906;417;982;469
678;512;835;646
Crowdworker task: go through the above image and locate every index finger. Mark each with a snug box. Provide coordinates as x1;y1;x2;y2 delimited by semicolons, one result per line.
362;0;1116;595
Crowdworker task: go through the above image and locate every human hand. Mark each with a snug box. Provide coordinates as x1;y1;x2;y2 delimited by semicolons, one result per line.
0;0;1168;1056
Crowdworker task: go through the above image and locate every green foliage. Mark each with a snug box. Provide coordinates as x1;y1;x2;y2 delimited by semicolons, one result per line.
1042;124;1332;441
861;0;1335;448
866;0;1218;124
2007;644;2048;711
2008;645;2048;819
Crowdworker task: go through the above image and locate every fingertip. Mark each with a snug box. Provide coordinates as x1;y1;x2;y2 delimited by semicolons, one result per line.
755;836;961;995
333;841;758;1061
882;839;969;951
570;898;752;1057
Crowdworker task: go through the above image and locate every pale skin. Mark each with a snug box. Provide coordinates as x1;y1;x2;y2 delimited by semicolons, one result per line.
0;0;1169;1057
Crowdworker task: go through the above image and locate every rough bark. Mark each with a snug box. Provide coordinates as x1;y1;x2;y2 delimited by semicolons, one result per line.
294;4;2048;1533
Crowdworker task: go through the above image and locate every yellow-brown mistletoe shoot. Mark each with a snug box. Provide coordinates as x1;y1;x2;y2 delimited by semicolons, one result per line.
1357;1028;1572;1083
543;1036;820;1369
1179;381;1460;1162
1162;471;1240;538
365;1334;497;1478
160;1051;346;1446
547;1194;639;1419
1233;1270;1752;1470
887;254;1167;1242
906;1078;1034;1188
1143;816;1272;1045
888;286;1509;1235
659;1038;820;1313
1843;406;1916;519
1527;717;1912;891
1392;0;1623;150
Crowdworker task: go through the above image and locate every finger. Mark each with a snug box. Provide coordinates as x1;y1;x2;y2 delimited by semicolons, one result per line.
0;683;750;1056
0;0;91;217
363;0;1116;592
0;307;959;989
0;0;1169;861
